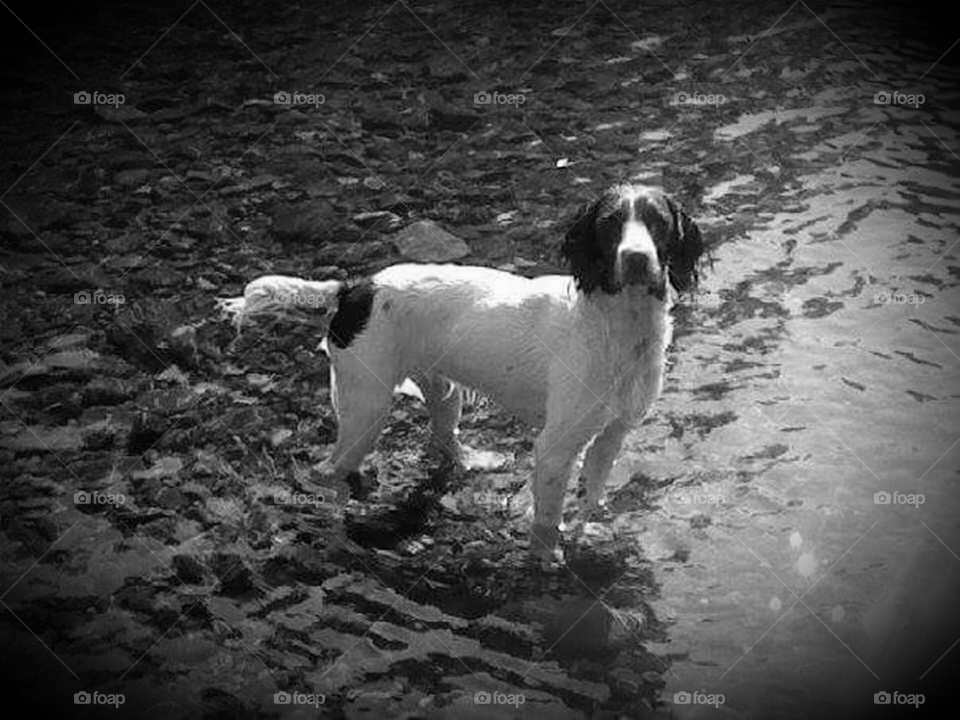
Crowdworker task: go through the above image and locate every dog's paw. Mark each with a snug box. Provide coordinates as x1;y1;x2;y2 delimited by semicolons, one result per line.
427;437;467;469
529;523;564;564
300;463;353;507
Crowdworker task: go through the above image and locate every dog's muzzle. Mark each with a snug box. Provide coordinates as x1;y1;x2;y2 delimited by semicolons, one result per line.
616;220;664;295
615;250;655;284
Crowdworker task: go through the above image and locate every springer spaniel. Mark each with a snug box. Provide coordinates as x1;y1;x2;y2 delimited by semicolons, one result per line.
219;185;704;559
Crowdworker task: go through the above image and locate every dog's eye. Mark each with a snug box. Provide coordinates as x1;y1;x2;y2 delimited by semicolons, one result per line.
595;213;627;246
639;207;671;237
597;208;626;226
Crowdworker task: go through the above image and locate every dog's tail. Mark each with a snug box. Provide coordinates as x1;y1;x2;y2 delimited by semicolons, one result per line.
217;275;343;331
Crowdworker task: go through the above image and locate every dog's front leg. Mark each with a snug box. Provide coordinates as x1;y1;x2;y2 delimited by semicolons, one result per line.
580;417;630;518
530;410;607;560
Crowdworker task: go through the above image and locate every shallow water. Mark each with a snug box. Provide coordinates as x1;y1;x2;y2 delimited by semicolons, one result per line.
610;11;960;716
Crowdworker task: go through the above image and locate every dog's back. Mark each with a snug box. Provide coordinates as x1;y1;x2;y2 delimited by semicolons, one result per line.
340;264;577;426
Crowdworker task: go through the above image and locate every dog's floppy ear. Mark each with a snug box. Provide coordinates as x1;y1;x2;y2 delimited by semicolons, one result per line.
561;197;610;294
664;196;705;293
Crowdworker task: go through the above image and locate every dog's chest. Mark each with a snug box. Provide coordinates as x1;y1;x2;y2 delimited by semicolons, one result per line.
590;296;672;415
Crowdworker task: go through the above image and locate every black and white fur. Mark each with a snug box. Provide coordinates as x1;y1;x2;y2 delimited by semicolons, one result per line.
221;185;704;558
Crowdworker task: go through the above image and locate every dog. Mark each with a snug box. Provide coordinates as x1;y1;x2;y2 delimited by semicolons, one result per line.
219;185;704;559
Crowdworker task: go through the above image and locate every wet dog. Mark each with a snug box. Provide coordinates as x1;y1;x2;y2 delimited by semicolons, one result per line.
220;185;704;559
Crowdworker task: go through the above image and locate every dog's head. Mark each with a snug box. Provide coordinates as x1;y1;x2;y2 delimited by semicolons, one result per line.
561;185;704;299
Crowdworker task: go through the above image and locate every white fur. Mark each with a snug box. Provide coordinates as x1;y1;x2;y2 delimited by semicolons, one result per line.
320;265;673;559
332;264;671;427
219;185;699;560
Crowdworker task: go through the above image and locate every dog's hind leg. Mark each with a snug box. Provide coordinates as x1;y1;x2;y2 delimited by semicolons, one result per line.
421;372;463;465
580;417;629;517
314;354;396;498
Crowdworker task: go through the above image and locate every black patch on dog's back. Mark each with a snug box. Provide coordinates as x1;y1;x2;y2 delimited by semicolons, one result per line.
329;279;376;349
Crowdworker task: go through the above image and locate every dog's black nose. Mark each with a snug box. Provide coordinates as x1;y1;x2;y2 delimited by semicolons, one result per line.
617;250;654;285
615;216;662;287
